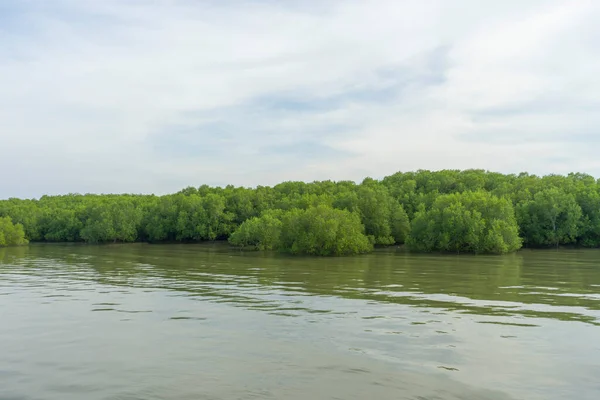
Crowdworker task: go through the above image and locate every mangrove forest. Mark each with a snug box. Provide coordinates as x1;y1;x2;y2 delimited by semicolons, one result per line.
1;170;600;255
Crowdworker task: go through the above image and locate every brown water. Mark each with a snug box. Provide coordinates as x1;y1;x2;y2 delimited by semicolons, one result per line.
1;243;599;399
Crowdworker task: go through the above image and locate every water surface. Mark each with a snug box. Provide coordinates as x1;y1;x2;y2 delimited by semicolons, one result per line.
1;244;599;399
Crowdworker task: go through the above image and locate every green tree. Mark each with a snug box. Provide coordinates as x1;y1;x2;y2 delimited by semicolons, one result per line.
198;194;234;240
42;208;83;242
224;187;259;225
574;186;600;247
408;191;521;254
228;210;284;250
80;199;142;243
517;188;582;247
390;202;411;244
279;206;373;256
143;196;178;242
355;183;395;245
0;216;29;247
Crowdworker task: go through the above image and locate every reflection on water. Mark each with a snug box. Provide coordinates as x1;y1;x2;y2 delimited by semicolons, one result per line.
1;243;600;399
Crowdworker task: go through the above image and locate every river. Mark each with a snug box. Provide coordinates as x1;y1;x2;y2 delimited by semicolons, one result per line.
1;243;599;399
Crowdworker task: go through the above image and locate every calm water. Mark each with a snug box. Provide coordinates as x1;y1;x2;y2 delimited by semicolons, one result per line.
1;244;599;400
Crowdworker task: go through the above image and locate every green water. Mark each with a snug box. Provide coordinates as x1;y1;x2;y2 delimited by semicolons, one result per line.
1;244;599;400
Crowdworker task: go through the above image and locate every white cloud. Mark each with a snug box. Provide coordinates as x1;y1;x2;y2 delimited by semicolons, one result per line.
1;0;599;198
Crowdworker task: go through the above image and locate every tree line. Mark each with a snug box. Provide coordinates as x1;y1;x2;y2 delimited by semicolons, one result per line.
1;170;599;255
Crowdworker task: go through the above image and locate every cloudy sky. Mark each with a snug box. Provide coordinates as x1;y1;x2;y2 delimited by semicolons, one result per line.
1;0;599;198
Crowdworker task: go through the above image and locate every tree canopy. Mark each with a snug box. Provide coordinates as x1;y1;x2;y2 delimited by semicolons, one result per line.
1;169;600;254
278;206;373;256
229;207;373;256
0;216;28;247
407;191;522;254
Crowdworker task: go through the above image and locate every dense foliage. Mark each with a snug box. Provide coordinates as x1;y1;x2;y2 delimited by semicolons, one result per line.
407;192;521;254
0;216;28;247
229;206;373;255
278;206;373;256
1;170;600;255
228;210;284;251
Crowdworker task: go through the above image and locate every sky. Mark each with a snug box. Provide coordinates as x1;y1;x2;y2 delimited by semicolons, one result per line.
1;0;599;198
